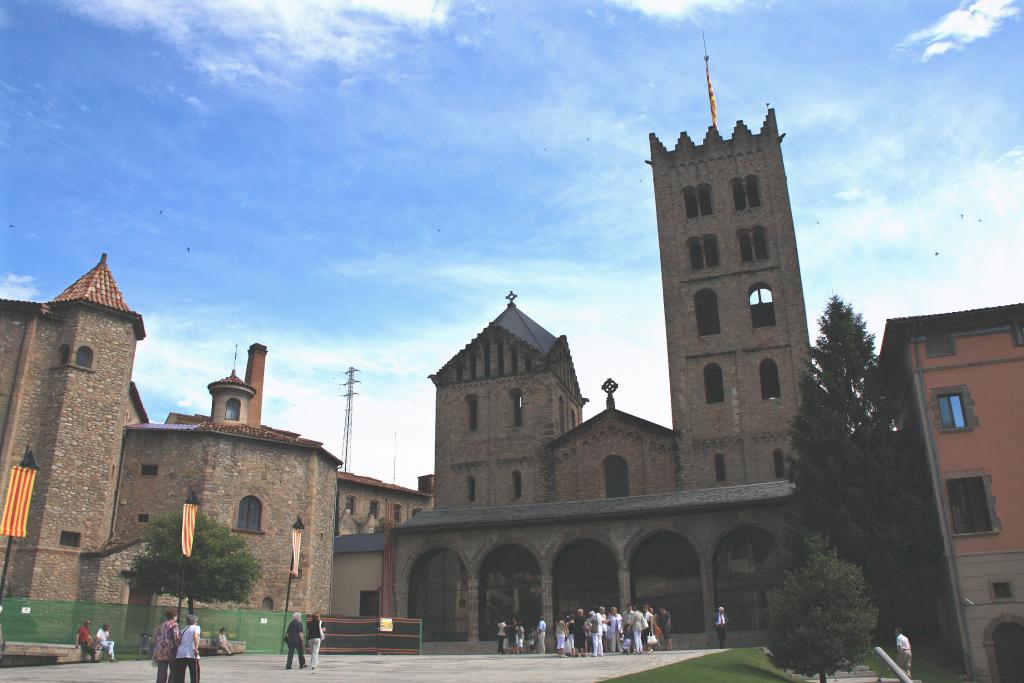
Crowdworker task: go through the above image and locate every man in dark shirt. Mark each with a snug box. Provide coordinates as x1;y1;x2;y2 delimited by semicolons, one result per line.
285;612;306;670
77;619;97;662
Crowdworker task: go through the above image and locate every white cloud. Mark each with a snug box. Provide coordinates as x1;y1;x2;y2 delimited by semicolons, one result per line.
0;274;40;300
63;0;450;84
900;0;1020;61
605;0;747;19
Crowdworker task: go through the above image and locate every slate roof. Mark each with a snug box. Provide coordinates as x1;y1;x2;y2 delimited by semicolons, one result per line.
126;421;341;464
338;471;433;498
396;480;795;533
51;253;133;313
491;303;558;353
333;533;386;554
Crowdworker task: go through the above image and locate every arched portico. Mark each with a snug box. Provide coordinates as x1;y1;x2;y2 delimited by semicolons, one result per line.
477;544;542;639
711;525;781;631
407;547;469;642
629;530;704;633
552;538;620;618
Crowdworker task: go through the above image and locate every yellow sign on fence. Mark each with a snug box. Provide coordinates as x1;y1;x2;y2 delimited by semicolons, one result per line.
379;618;393;632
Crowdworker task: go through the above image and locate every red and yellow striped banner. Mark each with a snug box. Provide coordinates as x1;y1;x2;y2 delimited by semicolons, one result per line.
0;466;37;538
181;502;197;557
706;60;717;129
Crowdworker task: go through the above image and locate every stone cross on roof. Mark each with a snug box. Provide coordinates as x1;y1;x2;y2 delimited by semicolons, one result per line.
602;378;618;409
506;290;517;306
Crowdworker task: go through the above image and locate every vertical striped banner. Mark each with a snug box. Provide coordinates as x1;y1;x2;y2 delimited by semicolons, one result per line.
705;59;717;129
181;502;197;557
290;527;302;577
380;503;395;617
0;466;37;538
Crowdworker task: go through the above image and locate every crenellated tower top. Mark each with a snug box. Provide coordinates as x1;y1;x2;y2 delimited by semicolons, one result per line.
649;109;780;162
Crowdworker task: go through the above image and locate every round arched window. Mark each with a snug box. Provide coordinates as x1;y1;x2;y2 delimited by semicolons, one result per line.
75;346;94;368
225;398;241;421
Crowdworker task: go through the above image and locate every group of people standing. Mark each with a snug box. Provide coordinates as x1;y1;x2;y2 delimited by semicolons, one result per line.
555;604;674;657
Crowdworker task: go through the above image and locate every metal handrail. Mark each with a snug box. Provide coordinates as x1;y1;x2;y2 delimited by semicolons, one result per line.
874;646;913;683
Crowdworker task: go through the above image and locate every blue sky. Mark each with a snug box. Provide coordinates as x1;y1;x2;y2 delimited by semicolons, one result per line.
2;0;1022;488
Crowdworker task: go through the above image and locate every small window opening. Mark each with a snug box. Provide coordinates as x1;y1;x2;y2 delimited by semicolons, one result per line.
483;344;491;378
746;176;761;207
456;363;464;381
738;230;754;262
683;186;699;219
237;496;262;531
345;496;355;513
369;500;380;517
467;395;478;431
703;235;719;267
946;477;993;534
688;237;705;270
732;178;747;210
468;476;476;502
140;464;158;476
752;226;769;259
604;455;629;498
470;355;478;379
512;390;523;427
694;289;720;336
497;341;505;375
993;582;1013;600
558;396;566;433
697;184;713;216
510;348;519;374
925;334;955;357
225;398;241;421
749;286;776;328
138;514;150;523
58;344;71;364
714;454;726;482
512;471;522;499
75;346;93;368
704;364;724;403
938;393;966;429
60;530;81;547
393;504;402;523
772;450;786;478
759;359;781;399
261;597;274;611
525;355;533;372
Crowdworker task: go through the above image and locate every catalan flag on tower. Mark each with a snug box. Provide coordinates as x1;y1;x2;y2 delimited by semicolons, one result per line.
0;447;39;538
181;489;199;557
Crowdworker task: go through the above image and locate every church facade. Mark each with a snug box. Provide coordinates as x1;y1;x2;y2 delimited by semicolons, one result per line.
393;110;810;651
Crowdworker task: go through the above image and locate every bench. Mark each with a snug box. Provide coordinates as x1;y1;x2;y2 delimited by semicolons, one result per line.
0;642;85;667
197;637;247;656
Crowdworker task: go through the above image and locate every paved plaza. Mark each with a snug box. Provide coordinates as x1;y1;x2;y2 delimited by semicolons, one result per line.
1;650;722;682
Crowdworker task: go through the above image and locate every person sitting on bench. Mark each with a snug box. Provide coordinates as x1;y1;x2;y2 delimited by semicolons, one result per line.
216;628;234;655
96;623;115;661
77;619;97;662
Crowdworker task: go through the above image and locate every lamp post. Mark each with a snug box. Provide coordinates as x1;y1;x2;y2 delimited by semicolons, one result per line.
176;489;200;622
0;446;39;615
283;515;304;616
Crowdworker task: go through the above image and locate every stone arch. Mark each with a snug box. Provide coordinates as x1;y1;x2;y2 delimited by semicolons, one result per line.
552;538;620;617
478;543;543;637
401;543;473;589
545;531;622;574
711;524;782;631
628;529;705;633
984;613;1024;683
407;545;470;642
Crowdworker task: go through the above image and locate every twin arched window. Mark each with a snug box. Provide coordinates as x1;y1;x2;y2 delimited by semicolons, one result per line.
225;398;241;421
731;176;761;210
749;285;776;328
75;346;94;368
688;235;720;270
760;359;781;399
683;184;714;219
467;476;476;502
237;496;262;531
511;389;524;427
694;289;720;336
738;226;769;262
467;395;478;431
512;471;522;499
604;455;629;498
704;363;724;403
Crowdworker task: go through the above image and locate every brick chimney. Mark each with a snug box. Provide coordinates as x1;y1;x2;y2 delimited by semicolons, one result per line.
244;343;268;427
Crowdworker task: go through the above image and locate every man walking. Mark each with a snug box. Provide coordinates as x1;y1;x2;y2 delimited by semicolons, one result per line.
895;627;912;678
535;616;546;654
714;606;728;648
285;612;306;670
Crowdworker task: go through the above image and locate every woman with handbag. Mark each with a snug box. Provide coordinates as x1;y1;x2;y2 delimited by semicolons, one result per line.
173;614;201;683
307;612;326;673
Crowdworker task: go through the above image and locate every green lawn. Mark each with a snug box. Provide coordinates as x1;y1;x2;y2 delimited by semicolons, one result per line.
865;639;964;683
607;648;793;682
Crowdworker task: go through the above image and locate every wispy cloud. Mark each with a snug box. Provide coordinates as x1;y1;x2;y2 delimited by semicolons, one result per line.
63;0;451;85
900;0;1020;61
0;274;41;300
605;0;747;20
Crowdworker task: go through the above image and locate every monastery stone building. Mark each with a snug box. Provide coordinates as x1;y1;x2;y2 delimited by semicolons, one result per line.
394;110;810;651
0;259;339;613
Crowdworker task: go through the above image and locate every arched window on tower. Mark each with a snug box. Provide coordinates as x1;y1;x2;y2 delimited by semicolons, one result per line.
704;363;724;403
604;455;629;498
683;186;699;219
467;395;478;431
483;344;491;377
225;398;241;421
773;449;786;478
714;454;726;482
760;359;781;400
694;289;720;337
497;341;505;375
467;476;476;502
58;344;71;365
752;226;769;259
688;237;705;270
731;178;747;210
75;346;94;368
703;235;719;267
697;184;713;216
237;496;262;531
749;285;776;328
512;471;522;499
738;230;754;262
745;176;761;207
511;389;524;426
456;362;464;382
469;354;478;379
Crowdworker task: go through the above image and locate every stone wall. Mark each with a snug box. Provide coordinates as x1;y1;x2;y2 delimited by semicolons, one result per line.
336;480;432;534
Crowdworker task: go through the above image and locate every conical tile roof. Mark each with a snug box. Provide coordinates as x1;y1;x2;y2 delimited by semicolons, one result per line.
51;253;133;313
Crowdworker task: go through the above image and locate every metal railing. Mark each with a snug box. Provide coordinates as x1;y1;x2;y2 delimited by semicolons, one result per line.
874;646;913;683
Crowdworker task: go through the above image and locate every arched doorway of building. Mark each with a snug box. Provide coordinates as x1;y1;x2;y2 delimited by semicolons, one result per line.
629;531;704;633
553;539;619;618
994;621;1024;683
478;544;542;639
712;526;782;631
408;548;469;642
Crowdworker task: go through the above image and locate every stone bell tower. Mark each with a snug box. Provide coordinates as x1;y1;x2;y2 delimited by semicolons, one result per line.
648;110;810;488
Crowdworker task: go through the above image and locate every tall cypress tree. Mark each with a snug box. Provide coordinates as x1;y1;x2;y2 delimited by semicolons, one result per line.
788;296;942;634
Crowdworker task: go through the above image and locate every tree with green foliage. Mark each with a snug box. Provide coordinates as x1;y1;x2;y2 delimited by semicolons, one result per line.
768;535;878;683
129;510;260;610
788;295;942;633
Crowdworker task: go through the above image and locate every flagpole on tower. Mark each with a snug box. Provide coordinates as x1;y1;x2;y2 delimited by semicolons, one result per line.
703;32;718;130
